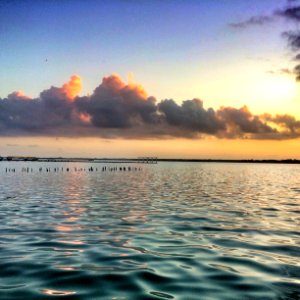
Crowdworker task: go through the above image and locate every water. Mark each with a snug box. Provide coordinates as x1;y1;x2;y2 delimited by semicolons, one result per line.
0;162;299;299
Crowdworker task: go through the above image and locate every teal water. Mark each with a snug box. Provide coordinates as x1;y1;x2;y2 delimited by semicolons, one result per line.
0;162;299;299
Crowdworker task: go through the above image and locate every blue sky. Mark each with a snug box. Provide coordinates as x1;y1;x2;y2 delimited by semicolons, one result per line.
1;0;300;159
0;0;289;103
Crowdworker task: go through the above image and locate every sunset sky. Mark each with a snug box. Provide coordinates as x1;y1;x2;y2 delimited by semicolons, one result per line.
1;0;300;159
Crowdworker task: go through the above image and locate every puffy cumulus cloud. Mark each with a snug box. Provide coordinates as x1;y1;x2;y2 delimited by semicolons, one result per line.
7;91;32;101
217;106;277;139
41;75;82;102
0;73;300;139
0;75;83;135
158;99;225;134
76;74;158;128
0;96;43;133
263;114;300;135
62;75;82;100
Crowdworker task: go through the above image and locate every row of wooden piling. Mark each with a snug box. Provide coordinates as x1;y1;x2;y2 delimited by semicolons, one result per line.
4;166;142;173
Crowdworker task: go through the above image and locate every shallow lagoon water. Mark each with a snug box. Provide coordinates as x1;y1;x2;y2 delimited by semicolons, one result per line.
0;162;299;299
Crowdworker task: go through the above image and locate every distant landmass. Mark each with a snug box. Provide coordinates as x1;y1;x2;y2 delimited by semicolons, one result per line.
0;156;300;164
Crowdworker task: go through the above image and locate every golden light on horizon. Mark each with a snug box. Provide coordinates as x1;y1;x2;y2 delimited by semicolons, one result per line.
2;136;299;160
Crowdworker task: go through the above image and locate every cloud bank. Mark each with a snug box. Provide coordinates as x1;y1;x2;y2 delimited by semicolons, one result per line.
0;74;299;140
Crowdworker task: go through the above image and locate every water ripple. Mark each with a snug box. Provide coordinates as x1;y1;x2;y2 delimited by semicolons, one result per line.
0;162;299;299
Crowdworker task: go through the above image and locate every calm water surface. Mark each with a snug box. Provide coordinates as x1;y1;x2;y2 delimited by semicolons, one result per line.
0;162;299;299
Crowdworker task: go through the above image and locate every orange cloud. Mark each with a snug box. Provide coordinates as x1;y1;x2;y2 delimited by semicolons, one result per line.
126;82;148;99
2;73;300;140
15;91;32;99
100;73;148;99
126;72;147;99
79;113;91;124
7;91;32;101
62;75;82;101
102;74;126;91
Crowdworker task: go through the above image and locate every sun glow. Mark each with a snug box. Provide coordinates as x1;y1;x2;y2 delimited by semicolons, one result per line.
256;76;296;106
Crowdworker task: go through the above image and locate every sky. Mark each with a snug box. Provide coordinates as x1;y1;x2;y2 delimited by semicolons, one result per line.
1;0;300;159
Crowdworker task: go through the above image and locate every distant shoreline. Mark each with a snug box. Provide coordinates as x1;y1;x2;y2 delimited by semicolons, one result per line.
0;157;300;164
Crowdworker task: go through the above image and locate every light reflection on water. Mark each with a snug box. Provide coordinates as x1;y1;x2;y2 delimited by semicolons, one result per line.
0;162;299;299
